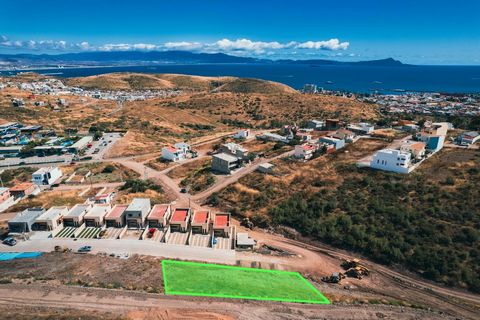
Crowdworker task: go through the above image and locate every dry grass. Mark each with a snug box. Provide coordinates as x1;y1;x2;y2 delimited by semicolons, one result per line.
212;139;388;217
1;73;380;157
167;158;211;180
7;190;85;213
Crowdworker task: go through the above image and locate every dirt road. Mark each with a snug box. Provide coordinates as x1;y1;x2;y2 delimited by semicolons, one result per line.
0;283;456;320
191;149;295;202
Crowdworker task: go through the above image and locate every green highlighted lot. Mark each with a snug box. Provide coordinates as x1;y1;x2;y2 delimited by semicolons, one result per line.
162;260;330;304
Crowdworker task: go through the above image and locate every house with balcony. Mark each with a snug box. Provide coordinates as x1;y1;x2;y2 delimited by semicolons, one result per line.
370;149;412;174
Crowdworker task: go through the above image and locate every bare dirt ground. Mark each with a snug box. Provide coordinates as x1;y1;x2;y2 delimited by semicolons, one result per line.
1;236;478;320
0;283;457;320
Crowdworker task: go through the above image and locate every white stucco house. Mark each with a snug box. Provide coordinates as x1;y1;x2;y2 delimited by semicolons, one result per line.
370;149;412;174
32;167;63;185
161;142;191;162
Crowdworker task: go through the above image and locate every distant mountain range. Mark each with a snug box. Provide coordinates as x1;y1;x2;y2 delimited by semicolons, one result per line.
0;50;407;67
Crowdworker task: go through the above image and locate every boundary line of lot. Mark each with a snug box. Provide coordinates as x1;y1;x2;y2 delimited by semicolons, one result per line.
162;259;330;305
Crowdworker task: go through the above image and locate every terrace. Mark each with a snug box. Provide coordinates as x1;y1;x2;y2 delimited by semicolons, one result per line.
169;208;191;233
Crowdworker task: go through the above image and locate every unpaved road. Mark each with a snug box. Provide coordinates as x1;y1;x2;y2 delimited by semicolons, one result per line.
191;149;295;202
0;283;457;320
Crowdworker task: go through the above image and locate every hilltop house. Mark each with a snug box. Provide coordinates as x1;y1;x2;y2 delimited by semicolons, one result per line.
220;142;249;160
125;198;151;228
32;167;63;186
329;129;355;142
233;129;250;139
347;123;375;135
400;142;426;159
370;149;412;174
212;153;240;174
457;131;480;145
9;182;39;199
8;208;45;234
0;187;14;212
320;136;345;150
416;133;445;152
306;120;325;130
294;144;317;160
161;142;191;162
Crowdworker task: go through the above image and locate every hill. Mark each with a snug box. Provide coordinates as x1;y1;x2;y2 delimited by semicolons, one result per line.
208;143;480;293
65;72;297;94
1;72;379;156
0;50;406;68
66;73;175;90
212;78;297;94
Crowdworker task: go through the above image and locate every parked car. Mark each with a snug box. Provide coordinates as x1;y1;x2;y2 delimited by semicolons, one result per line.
180;188;188;193
147;228;156;238
77;246;92;253
2;237;17;246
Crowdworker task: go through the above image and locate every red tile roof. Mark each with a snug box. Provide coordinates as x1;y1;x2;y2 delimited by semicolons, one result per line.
193;211;209;224
165;146;178;153
9;182;34;192
106;205;128;219
302;145;316;151
214;214;229;227
148;205;169;220
171;209;189;223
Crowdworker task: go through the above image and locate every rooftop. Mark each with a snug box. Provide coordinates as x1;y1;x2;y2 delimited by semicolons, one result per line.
65;204;91;218
213;152;238;162
214;213;230;228
9;208;45;223
171;208;189;223
148;204;169;220
71;136;93;149
193;211;209;224
33;166;59;174
105;205;128;219
463;131;479;137
36;206;67;221
126;198;150;212
237;233;256;246
84;205;110;218
9;182;34;192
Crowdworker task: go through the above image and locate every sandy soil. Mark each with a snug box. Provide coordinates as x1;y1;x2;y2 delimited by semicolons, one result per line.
0;283;456;320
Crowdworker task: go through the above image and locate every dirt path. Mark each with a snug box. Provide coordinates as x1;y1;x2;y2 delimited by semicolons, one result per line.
191;149;295;202
0;283;455;320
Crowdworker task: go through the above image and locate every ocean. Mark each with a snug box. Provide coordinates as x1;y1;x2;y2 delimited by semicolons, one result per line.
2;63;480;94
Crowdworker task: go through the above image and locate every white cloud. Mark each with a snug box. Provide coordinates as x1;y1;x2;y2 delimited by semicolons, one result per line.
164;41;202;50
98;43;160;51
0;36;351;57
296;39;349;50
212;38;287;54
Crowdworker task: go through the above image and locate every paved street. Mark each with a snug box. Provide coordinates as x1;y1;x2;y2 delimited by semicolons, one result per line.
0;238;236;264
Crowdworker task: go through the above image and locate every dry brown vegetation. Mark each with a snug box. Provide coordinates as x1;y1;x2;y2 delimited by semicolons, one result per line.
211;138;388;217
8;190;85;213
0;252;164;293
1;72;379;157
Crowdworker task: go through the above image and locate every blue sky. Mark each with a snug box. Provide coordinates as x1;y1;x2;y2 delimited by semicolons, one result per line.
1;0;479;64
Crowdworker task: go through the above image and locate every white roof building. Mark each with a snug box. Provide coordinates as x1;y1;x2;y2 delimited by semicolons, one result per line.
370;149;412;174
